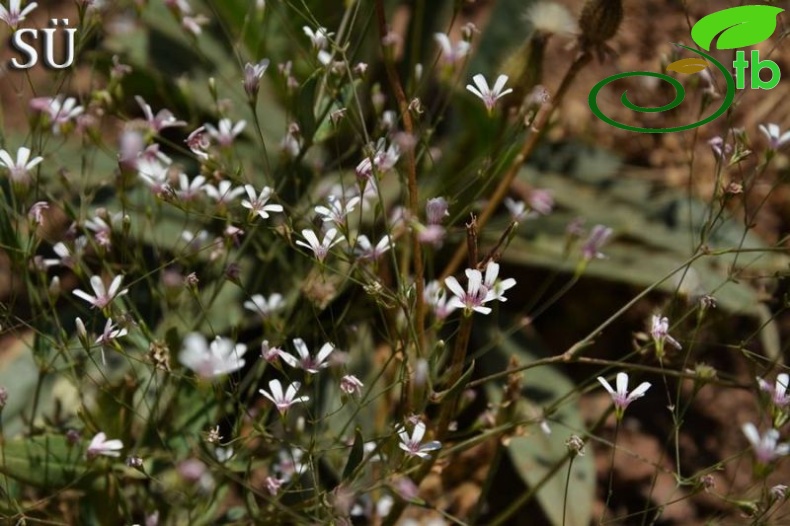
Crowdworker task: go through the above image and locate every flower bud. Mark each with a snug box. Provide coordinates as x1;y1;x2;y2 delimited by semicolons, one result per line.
578;0;623;52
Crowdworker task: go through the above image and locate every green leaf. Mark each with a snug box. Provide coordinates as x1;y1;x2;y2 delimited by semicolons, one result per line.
0;435;85;490
691;6;784;51
482;328;595;526
342;428;364;481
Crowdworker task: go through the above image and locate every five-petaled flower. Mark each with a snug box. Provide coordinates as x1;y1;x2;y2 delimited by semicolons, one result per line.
243;293;285;318
398;421;441;459
742;422;790;466
280;338;334;374
243;59;270;99
758;373;790;408
86;431;123;459
758;123;790;151
73;274;129;309
0;146;43;185
466;74;513;113
581;225;612;261
135;96;186;133
179;333;248;379
597;372;651;421
434;33;470;66
296;228;344;262
259;379;309;415
303;26;333;50
242;184;283;220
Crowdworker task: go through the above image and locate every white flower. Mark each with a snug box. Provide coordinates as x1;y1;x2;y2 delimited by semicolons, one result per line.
135;96;186;133
424;280;457;320
355;235;392;261
86;432;123;459
203;180;245;203
31;96;84;134
444;268;495;316
280;338;334;374
758;123;790;150
259;379;309;414
242;185;283;219
0;0;37;27
597;372;651;420
504;197;527;221
581;225;612;260
758;374;790;408
303;26;333;49
482;261;516;302
243;59;270;97
397;421;441;459
0;146;43;185
95;318;128;346
434;33;470;65
340;374;364;395
137;157;171;195
742;423;790;464
205;118;246;147
178;333;248;379
176;174;207;201
296;228;344;262
42;236;87;268
73;274;128;309
243;293;284;317
466;74;513;113
315;195;360;225
650;315;681;357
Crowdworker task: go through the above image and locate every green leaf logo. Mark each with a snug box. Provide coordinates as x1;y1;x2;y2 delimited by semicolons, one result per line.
691;5;784;51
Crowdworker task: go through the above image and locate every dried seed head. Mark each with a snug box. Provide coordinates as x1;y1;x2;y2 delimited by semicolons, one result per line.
578;0;623;53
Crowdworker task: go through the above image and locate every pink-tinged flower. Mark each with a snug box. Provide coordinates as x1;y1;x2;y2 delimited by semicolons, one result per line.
708;136;731;161
43;237;87;268
86;431;123;459
265;476;283;496
355;140;400;180
178;333;248;379
355;235;392;261
259;379;309;414
280;338;334;374
0;147;43;185
28;201;48;226
85;215;117;248
137;157;171;196
243;59;270;99
742;423;790;465
466;74;513;113
758;123;790;150
581;224;612;260
758;374;790;408
340;374;364;395
397;421;441;459
73;275;129;309
303;26;333;50
434;33;470;65
529;189;554;215
315;195;360;225
424;280;457;320
242;185;283;220
650;314;681;358
260;341;283;363
243;293;285;317
176;173;207;201
426;197;449;225
444;268;495;316
597;372;651;420
186;126;210;160
30;96;84;134
296;228;344;262
135;96;186;133
416;224;446;248
95;318;128;346
205;118;246;147
182;14;209;36
203;180;245;204
482;261;515;302
0;0;37;27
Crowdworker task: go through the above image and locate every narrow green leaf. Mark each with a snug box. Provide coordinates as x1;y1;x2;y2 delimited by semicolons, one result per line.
342;428;364;481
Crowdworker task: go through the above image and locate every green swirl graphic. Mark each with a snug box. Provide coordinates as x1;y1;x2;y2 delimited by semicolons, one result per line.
588;44;736;133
